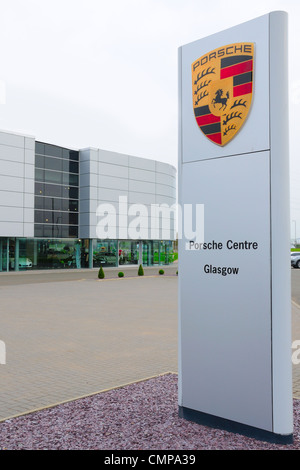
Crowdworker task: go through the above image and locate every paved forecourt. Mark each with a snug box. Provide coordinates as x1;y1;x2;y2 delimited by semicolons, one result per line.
0;264;299;422
0;265;178;421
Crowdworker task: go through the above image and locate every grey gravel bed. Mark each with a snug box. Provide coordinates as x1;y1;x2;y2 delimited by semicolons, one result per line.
0;373;299;450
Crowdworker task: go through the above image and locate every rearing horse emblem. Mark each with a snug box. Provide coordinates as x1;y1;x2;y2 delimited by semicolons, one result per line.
212;89;230;111
192;42;254;146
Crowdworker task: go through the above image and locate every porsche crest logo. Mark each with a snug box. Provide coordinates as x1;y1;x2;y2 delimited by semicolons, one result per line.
192;43;254;146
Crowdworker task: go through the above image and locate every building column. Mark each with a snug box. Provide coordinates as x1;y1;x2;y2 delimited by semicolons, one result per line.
15;238;19;271
89;240;93;269
0;239;2;271
158;241;161;266
6;238;9;271
33;239;38;267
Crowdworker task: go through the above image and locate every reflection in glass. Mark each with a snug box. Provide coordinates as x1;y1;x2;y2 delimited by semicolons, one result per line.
62;173;79;186
35;182;44;195
34;197;79;212
44;184;62;197
18;238;85;269
35;169;44;182
44;170;62;185
93;240;117;267
118;241;139;265
34;225;78;238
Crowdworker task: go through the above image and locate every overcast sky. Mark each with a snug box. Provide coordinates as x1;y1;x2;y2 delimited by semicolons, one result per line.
0;0;299;236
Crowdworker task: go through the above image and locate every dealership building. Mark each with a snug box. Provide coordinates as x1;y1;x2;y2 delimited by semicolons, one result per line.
0;129;176;271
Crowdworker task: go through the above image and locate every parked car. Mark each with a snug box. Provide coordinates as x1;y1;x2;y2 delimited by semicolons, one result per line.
10;257;33;269
291;252;300;268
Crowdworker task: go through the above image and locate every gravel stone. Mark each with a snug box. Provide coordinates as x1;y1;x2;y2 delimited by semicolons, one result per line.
0;374;299;450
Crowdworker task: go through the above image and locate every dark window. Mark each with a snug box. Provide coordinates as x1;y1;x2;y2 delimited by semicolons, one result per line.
69;200;78;212
62;173;79;186
43;198;56;210
35;198;79;212
35;211;53;224
69;161;79;174
68;226;78;237
61;199;79;212
44;170;62;185
62;160;79;174
61;226;70;238
35;142;45;155
35;197;44;210
35;169;44;182
44;184;62;198
35;182;44;196
35;210;79;226
69;213;78;225
60;199;70;211
35;154;45;168
34;224;43;237
44;156;63;172
34;224;78;239
69;187;78;199
44;144;63;158
69;150;79;161
43;225;59;237
62;186;78;199
34;141;79;240
69;174;79;186
53;199;62;211
62;149;79;161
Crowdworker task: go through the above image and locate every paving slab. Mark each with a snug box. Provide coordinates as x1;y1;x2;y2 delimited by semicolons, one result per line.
0;263;299;422
0;268;178;421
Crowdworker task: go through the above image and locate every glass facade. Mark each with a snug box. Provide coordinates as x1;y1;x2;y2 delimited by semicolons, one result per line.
0;141;176;272
10;238;88;270
0;237;174;271
119;241;139;265
142;240;173;266
34;142;79;239
93;240;118;267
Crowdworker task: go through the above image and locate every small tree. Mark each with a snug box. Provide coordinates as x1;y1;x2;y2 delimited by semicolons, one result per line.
98;266;105;279
138;264;144;276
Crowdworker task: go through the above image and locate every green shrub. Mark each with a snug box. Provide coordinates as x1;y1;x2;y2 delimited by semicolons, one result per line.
98;266;105;279
159;269;164;275
176;270;178;275
118;271;124;277
138;264;144;276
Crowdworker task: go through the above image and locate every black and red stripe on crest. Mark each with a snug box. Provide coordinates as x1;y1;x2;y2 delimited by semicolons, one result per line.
195;105;221;145
220;55;253;97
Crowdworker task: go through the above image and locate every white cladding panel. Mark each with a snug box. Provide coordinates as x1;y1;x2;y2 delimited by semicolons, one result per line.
79;148;176;240
0;131;35;237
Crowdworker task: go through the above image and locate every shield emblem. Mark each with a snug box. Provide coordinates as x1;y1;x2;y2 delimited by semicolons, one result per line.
192;43;254;146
